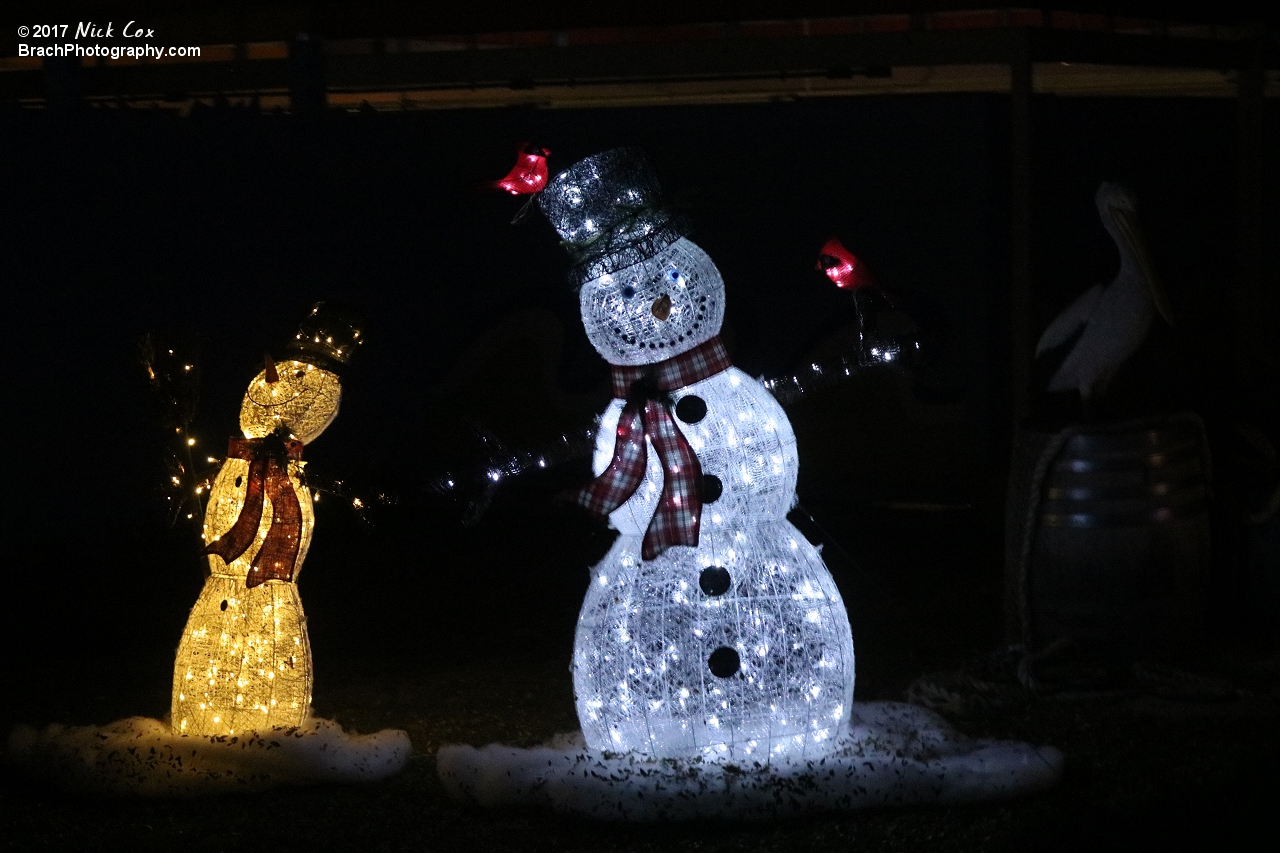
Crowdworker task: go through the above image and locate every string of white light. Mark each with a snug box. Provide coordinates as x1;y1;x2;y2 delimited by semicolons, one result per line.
573;238;856;760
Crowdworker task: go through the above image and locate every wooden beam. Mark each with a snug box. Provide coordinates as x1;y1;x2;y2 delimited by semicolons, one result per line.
1027;26;1250;67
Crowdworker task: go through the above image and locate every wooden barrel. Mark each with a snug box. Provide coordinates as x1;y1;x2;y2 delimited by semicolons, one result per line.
1022;419;1211;667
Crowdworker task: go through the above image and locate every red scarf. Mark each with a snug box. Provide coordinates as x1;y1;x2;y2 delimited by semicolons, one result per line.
569;335;732;560
204;434;305;589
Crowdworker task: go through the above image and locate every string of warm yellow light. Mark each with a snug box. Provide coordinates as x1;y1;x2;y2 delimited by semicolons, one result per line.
171;361;342;737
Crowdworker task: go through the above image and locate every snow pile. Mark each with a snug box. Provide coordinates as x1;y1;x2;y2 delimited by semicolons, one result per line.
7;715;411;796
438;702;1061;820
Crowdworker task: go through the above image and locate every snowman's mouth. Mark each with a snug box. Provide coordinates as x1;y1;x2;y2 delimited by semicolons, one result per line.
246;361;326;408
248;377;318;408
608;293;712;354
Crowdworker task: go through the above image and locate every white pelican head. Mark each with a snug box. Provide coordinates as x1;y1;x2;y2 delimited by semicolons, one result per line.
1095;182;1175;327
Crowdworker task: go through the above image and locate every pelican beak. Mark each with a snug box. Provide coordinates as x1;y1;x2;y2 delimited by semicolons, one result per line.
1111;205;1175;328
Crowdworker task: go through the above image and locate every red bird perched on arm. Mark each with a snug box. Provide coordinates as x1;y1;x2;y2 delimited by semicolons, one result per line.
492;143;551;195
816;236;876;291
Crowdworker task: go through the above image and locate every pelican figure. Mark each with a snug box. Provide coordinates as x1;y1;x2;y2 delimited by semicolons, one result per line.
1035;182;1175;410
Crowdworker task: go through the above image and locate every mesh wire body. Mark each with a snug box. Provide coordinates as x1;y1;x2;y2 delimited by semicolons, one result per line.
573;523;854;760
239;363;342;444
574;237;855;760
538;147;691;287
171;366;340;737
594;369;798;537
579;239;725;367
171;575;313;736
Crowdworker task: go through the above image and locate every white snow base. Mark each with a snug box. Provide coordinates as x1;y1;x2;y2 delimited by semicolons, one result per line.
437;702;1062;820
7;716;412;796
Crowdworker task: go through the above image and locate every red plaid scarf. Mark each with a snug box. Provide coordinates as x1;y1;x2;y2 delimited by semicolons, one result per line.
570;335;732;560
204;433;305;589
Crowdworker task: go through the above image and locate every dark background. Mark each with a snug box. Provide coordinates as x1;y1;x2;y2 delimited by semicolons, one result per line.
3;90;1271;731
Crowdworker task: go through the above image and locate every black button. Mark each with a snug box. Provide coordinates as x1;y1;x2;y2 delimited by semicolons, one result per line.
708;646;741;678
675;395;707;423
220;600;229;611
699;567;731;596
701;474;723;503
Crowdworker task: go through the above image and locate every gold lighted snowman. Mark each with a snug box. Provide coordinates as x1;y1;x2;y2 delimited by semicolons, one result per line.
171;304;361;736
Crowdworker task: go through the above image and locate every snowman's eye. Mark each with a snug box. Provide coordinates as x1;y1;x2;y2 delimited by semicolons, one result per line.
667;268;681;284
620;285;636;299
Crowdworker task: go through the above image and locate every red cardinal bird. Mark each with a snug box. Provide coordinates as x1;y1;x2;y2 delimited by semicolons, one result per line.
816;237;876;291
492;143;551;195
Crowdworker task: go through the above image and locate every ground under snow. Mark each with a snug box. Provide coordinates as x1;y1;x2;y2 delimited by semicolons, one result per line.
7;715;411;796
438;702;1062;820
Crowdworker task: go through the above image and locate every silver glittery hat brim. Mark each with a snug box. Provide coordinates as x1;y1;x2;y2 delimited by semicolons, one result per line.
565;209;692;286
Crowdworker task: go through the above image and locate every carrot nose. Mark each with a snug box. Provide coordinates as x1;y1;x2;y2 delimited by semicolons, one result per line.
264;353;279;384
651;294;672;321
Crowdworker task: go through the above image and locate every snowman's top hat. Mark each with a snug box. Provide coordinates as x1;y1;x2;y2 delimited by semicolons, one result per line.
538;147;690;287
274;301;366;374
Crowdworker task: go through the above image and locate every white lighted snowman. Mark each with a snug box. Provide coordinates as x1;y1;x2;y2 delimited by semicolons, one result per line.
171;304;362;737
538;149;855;760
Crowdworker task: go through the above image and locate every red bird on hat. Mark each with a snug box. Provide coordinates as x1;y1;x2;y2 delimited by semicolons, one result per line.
492;143;551;195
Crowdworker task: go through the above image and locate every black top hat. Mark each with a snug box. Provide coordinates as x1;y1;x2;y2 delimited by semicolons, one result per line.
537;148;691;287
275;301;366;374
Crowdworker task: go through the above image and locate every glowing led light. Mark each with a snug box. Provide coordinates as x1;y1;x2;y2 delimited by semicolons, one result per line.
170;360;342;738
565;229;854;760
